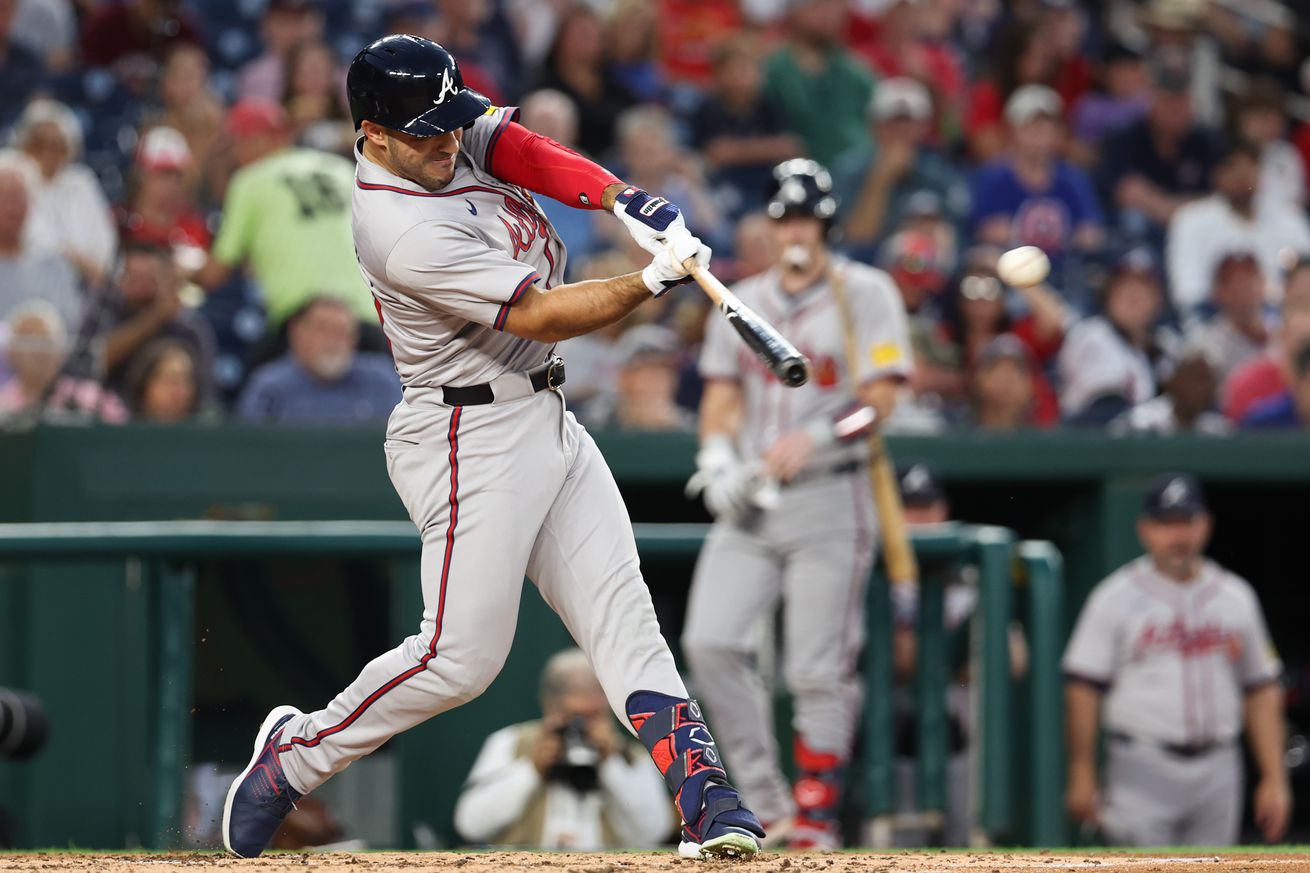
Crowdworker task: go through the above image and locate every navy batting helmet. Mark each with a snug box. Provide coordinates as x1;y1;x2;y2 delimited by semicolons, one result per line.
347;35;490;136
767;159;838;222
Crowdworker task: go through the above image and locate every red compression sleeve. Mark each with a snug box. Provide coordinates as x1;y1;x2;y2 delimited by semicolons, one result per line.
484;118;622;210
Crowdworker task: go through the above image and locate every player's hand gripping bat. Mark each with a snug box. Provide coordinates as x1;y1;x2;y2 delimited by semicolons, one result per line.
683;257;809;388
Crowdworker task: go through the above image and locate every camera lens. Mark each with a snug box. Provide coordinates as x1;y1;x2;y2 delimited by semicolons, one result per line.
0;688;49;760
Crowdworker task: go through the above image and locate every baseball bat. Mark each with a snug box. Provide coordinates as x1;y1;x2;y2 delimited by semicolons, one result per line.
868;433;918;586
683;258;809;388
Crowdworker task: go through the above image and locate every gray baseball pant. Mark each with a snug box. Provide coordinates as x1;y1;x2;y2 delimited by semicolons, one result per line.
275;390;687;794
682;471;877;824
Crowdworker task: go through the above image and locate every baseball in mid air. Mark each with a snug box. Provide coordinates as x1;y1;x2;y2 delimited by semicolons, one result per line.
996;246;1051;287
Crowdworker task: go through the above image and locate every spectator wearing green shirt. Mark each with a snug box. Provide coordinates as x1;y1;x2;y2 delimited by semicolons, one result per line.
194;100;373;333
763;0;876;169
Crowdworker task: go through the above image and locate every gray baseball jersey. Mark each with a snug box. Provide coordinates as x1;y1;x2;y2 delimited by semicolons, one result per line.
698;258;913;471
685;258;911;834
1057;316;1155;417
272;107;692;799
352;106;566;391
1062;555;1281;846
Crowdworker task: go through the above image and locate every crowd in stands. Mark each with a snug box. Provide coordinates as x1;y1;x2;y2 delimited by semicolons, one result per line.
4;0;1310;434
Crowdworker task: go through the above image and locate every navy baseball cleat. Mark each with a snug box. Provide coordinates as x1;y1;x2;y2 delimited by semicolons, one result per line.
222;705;304;857
626;691;764;859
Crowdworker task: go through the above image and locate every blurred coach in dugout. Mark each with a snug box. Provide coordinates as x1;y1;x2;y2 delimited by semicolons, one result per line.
1062;473;1289;846
453;650;671;850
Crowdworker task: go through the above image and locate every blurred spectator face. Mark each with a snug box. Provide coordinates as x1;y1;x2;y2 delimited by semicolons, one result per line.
1211;254;1263;315
140;345;198;423
885;231;947;311
0;0;13;38
1284;265;1310;311
1214;150;1260;211
618;110;676;180
519;90;579;147
714;45;763;106
22;121;72;181
288;42;336;100
0;169;30;246
1137;514;1210;578
262;3;322;56
228;101;290;168
1013;116;1061;161
1105;272;1162;336
119;247;174;310
1149;88;1192;140
973;353;1033;430
618;353;679;415
1167;354;1217;421
540;653;608;723
1105;54;1148;99
7;311;65;392
771;214;827;271
734;213;777;279
789;0;847;46
160;44;210;109
899;463;948;524
436;0;489;28
1238;104;1284;147
289;298;357;381
607;0;656;64
554;6;604;68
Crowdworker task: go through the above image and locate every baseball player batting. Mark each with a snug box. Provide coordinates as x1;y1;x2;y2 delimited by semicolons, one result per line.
683;161;913;850
221;35;764;860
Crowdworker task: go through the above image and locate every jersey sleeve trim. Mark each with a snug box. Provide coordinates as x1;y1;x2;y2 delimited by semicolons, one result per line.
1062;670;1112;692
494;272;541;331
1243;675;1281;694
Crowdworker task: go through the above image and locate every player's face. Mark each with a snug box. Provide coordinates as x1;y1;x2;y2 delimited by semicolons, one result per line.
383;126;464;191
1138;514;1211;579
771;214;826;269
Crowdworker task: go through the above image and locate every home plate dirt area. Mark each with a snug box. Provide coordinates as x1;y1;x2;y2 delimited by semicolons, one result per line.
1;852;1307;873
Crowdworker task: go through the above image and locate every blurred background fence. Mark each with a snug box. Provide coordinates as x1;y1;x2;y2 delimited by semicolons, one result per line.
1;425;1307;849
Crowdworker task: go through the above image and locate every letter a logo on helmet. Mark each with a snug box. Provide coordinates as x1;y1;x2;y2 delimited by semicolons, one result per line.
433;67;459;105
347;34;490;137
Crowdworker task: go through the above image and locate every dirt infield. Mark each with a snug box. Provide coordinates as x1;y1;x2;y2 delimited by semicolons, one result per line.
1;852;1306;873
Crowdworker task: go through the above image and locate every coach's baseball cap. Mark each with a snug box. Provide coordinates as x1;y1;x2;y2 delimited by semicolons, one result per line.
897;463;944;507
1143;473;1208;520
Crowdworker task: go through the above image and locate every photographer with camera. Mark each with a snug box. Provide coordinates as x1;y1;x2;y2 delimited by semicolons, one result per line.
453;649;673;850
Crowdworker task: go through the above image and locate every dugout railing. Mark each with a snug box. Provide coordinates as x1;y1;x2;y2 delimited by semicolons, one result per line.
0;520;1063;849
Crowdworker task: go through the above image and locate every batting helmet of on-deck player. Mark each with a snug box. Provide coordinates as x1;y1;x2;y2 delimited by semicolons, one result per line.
766;159;839;224
347;35;490;136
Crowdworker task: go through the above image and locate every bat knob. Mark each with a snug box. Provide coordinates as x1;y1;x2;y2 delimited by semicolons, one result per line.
779;357;809;388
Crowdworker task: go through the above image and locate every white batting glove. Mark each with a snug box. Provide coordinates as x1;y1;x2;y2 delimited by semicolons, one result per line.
685;435;775;521
641;235;711;297
612;185;695;257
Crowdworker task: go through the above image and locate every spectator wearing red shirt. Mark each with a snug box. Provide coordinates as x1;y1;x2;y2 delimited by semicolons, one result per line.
116;126;211;267
935;247;1066;427
847;0;965;139
80;0;202;91
657;0;742;89
1223;261;1310;421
